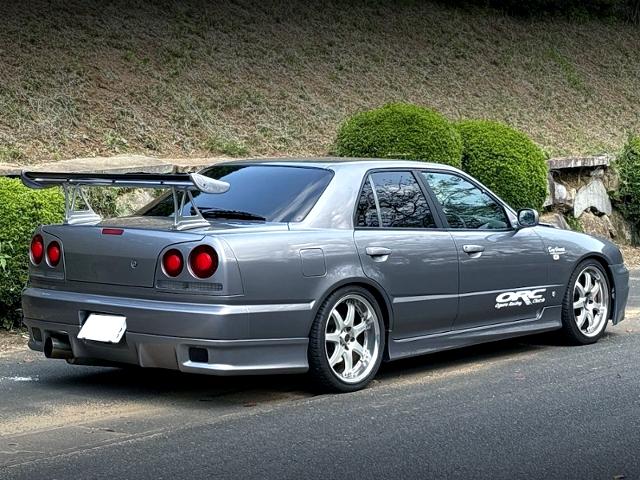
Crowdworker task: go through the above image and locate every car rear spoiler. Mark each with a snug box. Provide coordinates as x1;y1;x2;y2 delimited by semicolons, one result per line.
21;171;230;230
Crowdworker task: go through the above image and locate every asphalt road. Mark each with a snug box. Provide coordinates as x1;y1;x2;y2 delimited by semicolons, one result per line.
1;273;640;480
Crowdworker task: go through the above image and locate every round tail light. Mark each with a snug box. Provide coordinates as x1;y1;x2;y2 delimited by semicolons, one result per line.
189;245;218;279
162;249;184;277
30;234;44;265
46;241;61;267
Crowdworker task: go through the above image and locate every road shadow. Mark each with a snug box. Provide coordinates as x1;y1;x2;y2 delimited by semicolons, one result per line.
30;321;634;409
32;331;573;405
376;333;553;380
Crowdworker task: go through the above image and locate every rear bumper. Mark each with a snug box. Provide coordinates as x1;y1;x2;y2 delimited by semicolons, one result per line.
610;263;630;325
22;287;311;375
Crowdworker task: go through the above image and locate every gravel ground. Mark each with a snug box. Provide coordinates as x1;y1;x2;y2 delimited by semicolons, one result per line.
620;245;640;268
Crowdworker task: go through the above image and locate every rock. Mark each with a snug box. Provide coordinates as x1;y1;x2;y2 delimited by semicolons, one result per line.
540;212;571;230
610;210;634;245
580;211;616;240
544;173;555;208
548;182;574;213
590;167;605;178
555;183;568;205
545;176;574;212
603;168;620;194
573;178;612;217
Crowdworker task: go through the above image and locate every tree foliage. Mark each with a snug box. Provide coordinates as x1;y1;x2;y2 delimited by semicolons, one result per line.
615;135;640;229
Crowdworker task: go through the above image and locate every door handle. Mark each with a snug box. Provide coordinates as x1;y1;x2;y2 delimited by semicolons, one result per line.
462;245;485;253
366;247;392;256
365;247;392;262
462;245;485;258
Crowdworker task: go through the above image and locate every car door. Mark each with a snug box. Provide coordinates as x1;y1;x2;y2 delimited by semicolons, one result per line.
419;171;549;330
354;170;459;339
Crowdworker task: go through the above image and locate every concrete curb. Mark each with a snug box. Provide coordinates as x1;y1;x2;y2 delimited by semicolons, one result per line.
0;154;233;177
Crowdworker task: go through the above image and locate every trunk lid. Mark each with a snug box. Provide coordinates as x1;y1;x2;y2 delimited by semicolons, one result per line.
43;221;205;287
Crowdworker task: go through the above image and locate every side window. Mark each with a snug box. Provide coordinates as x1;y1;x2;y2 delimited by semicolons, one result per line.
356;178;379;227
420;172;509;230
356;171;436;228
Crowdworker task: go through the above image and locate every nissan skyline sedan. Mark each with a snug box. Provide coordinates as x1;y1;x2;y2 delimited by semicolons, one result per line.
21;159;629;392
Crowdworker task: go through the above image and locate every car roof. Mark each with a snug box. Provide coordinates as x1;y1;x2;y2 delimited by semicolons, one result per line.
211;157;461;172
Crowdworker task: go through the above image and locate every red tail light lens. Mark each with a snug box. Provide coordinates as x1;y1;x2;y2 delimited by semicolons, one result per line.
46;241;61;267
30;235;44;265
162;249;183;277
189;245;218;279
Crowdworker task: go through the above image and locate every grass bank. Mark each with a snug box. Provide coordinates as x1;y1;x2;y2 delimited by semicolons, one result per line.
1;0;639;164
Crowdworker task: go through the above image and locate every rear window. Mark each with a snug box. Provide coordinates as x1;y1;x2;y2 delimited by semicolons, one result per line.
142;165;333;223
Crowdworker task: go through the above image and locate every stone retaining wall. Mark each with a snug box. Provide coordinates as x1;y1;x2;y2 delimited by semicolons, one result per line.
542;154;638;245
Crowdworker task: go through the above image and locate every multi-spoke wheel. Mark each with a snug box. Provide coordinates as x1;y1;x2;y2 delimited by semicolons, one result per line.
561;260;610;345
308;286;385;392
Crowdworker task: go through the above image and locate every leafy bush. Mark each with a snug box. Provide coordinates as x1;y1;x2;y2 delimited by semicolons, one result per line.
565;214;584;232
0;178;64;329
335;103;463;169
456;120;548;211
87;187;135;218
615;135;640;228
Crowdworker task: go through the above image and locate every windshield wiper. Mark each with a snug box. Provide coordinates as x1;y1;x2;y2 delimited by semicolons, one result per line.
196;207;266;221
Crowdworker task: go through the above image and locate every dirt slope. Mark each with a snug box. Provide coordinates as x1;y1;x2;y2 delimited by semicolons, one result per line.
1;0;639;164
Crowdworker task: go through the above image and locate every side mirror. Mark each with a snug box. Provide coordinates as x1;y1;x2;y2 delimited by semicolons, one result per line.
517;208;539;228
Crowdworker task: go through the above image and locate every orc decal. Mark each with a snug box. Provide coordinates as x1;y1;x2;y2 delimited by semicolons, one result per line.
495;289;547;309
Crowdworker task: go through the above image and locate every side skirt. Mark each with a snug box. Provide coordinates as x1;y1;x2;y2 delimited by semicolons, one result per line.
387;306;562;361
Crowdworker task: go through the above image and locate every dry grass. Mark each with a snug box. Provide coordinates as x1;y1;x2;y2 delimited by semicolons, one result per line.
1;0;640;165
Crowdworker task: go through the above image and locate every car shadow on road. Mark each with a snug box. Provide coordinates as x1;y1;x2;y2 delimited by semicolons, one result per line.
32;330;584;406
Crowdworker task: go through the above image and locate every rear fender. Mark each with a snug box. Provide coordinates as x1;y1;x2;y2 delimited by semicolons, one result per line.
309;277;394;335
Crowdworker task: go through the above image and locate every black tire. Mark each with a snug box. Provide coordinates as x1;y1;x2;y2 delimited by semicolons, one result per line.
308;286;385;393
560;259;611;345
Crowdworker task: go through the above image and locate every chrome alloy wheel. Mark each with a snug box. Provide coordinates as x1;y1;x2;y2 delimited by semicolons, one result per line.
573;265;609;338
324;294;381;384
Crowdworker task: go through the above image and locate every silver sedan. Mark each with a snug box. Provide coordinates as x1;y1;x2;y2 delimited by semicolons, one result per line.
21;159;629;392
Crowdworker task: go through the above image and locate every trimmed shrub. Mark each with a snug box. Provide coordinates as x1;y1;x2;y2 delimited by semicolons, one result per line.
456;120;548;211
335;103;463;169
615;135;640;228
0;178;64;328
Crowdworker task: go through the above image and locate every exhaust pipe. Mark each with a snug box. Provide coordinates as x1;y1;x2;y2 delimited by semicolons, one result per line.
44;336;74;360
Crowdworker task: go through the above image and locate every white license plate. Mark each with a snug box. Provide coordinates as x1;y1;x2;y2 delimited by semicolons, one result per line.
78;314;127;343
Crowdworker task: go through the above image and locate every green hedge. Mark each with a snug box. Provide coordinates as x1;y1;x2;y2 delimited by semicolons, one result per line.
335;103;463;169
456;120;548;211
615;135;640;229
0;178;64;329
